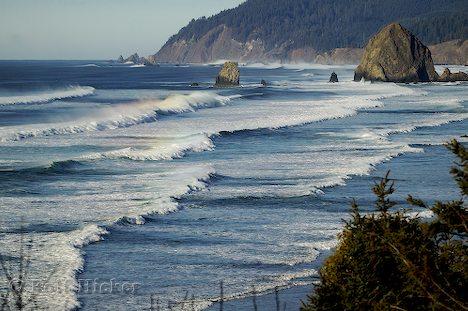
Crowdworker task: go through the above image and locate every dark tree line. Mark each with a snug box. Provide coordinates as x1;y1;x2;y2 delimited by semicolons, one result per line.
166;0;467;51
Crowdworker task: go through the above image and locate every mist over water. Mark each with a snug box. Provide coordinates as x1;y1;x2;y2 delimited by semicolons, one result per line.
0;61;466;310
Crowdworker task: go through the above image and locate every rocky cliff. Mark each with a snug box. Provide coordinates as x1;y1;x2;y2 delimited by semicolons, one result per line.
156;27;365;65
154;33;467;66
429;40;468;65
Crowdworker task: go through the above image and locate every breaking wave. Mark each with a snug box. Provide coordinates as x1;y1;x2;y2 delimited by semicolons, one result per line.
0;92;241;141
377;113;468;136
87;133;214;161
244;63;283;69
75;64;100;68
0;164;217;310
0;86;95;105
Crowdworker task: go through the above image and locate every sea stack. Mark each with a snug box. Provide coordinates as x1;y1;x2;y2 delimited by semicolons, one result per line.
438;68;468;82
329;72;339;83
116;53;157;66
354;23;438;82
126;53;141;64
215;62;240;86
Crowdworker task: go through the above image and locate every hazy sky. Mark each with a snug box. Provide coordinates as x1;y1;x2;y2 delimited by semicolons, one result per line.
0;0;245;60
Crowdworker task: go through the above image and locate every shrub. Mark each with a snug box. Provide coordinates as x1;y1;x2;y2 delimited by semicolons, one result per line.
302;139;467;311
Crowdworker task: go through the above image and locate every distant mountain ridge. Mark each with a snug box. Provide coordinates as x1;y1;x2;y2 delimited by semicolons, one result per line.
152;0;467;64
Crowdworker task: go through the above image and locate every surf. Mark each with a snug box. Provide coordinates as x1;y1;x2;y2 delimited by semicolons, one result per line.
0;92;241;141
0;86;95;105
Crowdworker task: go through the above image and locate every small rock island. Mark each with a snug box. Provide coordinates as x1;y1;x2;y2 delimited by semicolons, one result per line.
439;68;468;82
354;23;438;83
215;62;240;87
116;53;158;66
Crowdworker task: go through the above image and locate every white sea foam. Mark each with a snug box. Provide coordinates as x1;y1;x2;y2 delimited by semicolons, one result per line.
109;164;216;224
87;133;214;161
205;59;232;66
2;67;466;311
0;86;95;105
0;92;237;141
407;209;435;219
282;62;356;70
130;64;145;68
191;269;319;311
0;224;108;311
0;164;216;310
75;64;100;68
244;63;283;69
376;113;468;136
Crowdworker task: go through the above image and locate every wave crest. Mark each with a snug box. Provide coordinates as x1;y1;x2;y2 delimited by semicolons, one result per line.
0;86;95;105
87;133;214;161
0;92;240;141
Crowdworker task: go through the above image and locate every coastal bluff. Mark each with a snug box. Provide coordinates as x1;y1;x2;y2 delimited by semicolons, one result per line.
354;23;438;83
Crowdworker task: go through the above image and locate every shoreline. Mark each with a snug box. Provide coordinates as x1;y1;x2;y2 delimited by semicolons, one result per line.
204;140;465;310
203;250;332;311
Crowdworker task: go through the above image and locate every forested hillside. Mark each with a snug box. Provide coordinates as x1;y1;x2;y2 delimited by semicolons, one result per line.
155;0;467;63
167;0;466;50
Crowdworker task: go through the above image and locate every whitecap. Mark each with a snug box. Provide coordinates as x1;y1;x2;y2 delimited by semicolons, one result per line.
0;92;242;141
0;86;95;105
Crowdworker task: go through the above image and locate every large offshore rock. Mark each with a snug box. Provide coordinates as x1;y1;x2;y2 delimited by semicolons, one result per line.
354;23;438;82
215;62;240;86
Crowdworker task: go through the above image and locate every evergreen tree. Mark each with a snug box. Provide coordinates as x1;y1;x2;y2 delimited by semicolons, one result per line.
301;140;467;310
166;0;467;52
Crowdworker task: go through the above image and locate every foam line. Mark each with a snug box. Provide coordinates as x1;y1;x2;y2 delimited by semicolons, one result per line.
0;92;239;141
0;86;95;105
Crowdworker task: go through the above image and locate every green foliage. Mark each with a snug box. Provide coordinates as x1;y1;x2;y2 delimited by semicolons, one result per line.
400;12;468;45
446;139;468;196
301;140;468;311
166;0;467;52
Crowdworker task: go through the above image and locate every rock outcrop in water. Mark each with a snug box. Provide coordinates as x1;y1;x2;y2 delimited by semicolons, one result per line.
329;72;339;83
116;53;158;66
126;53;141;64
438;68;468;82
354;23;438;82
215;62;240;86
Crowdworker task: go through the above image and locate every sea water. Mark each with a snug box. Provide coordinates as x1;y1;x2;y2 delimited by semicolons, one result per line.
0;61;466;310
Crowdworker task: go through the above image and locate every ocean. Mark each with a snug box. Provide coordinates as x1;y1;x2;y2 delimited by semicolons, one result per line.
0;60;466;310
